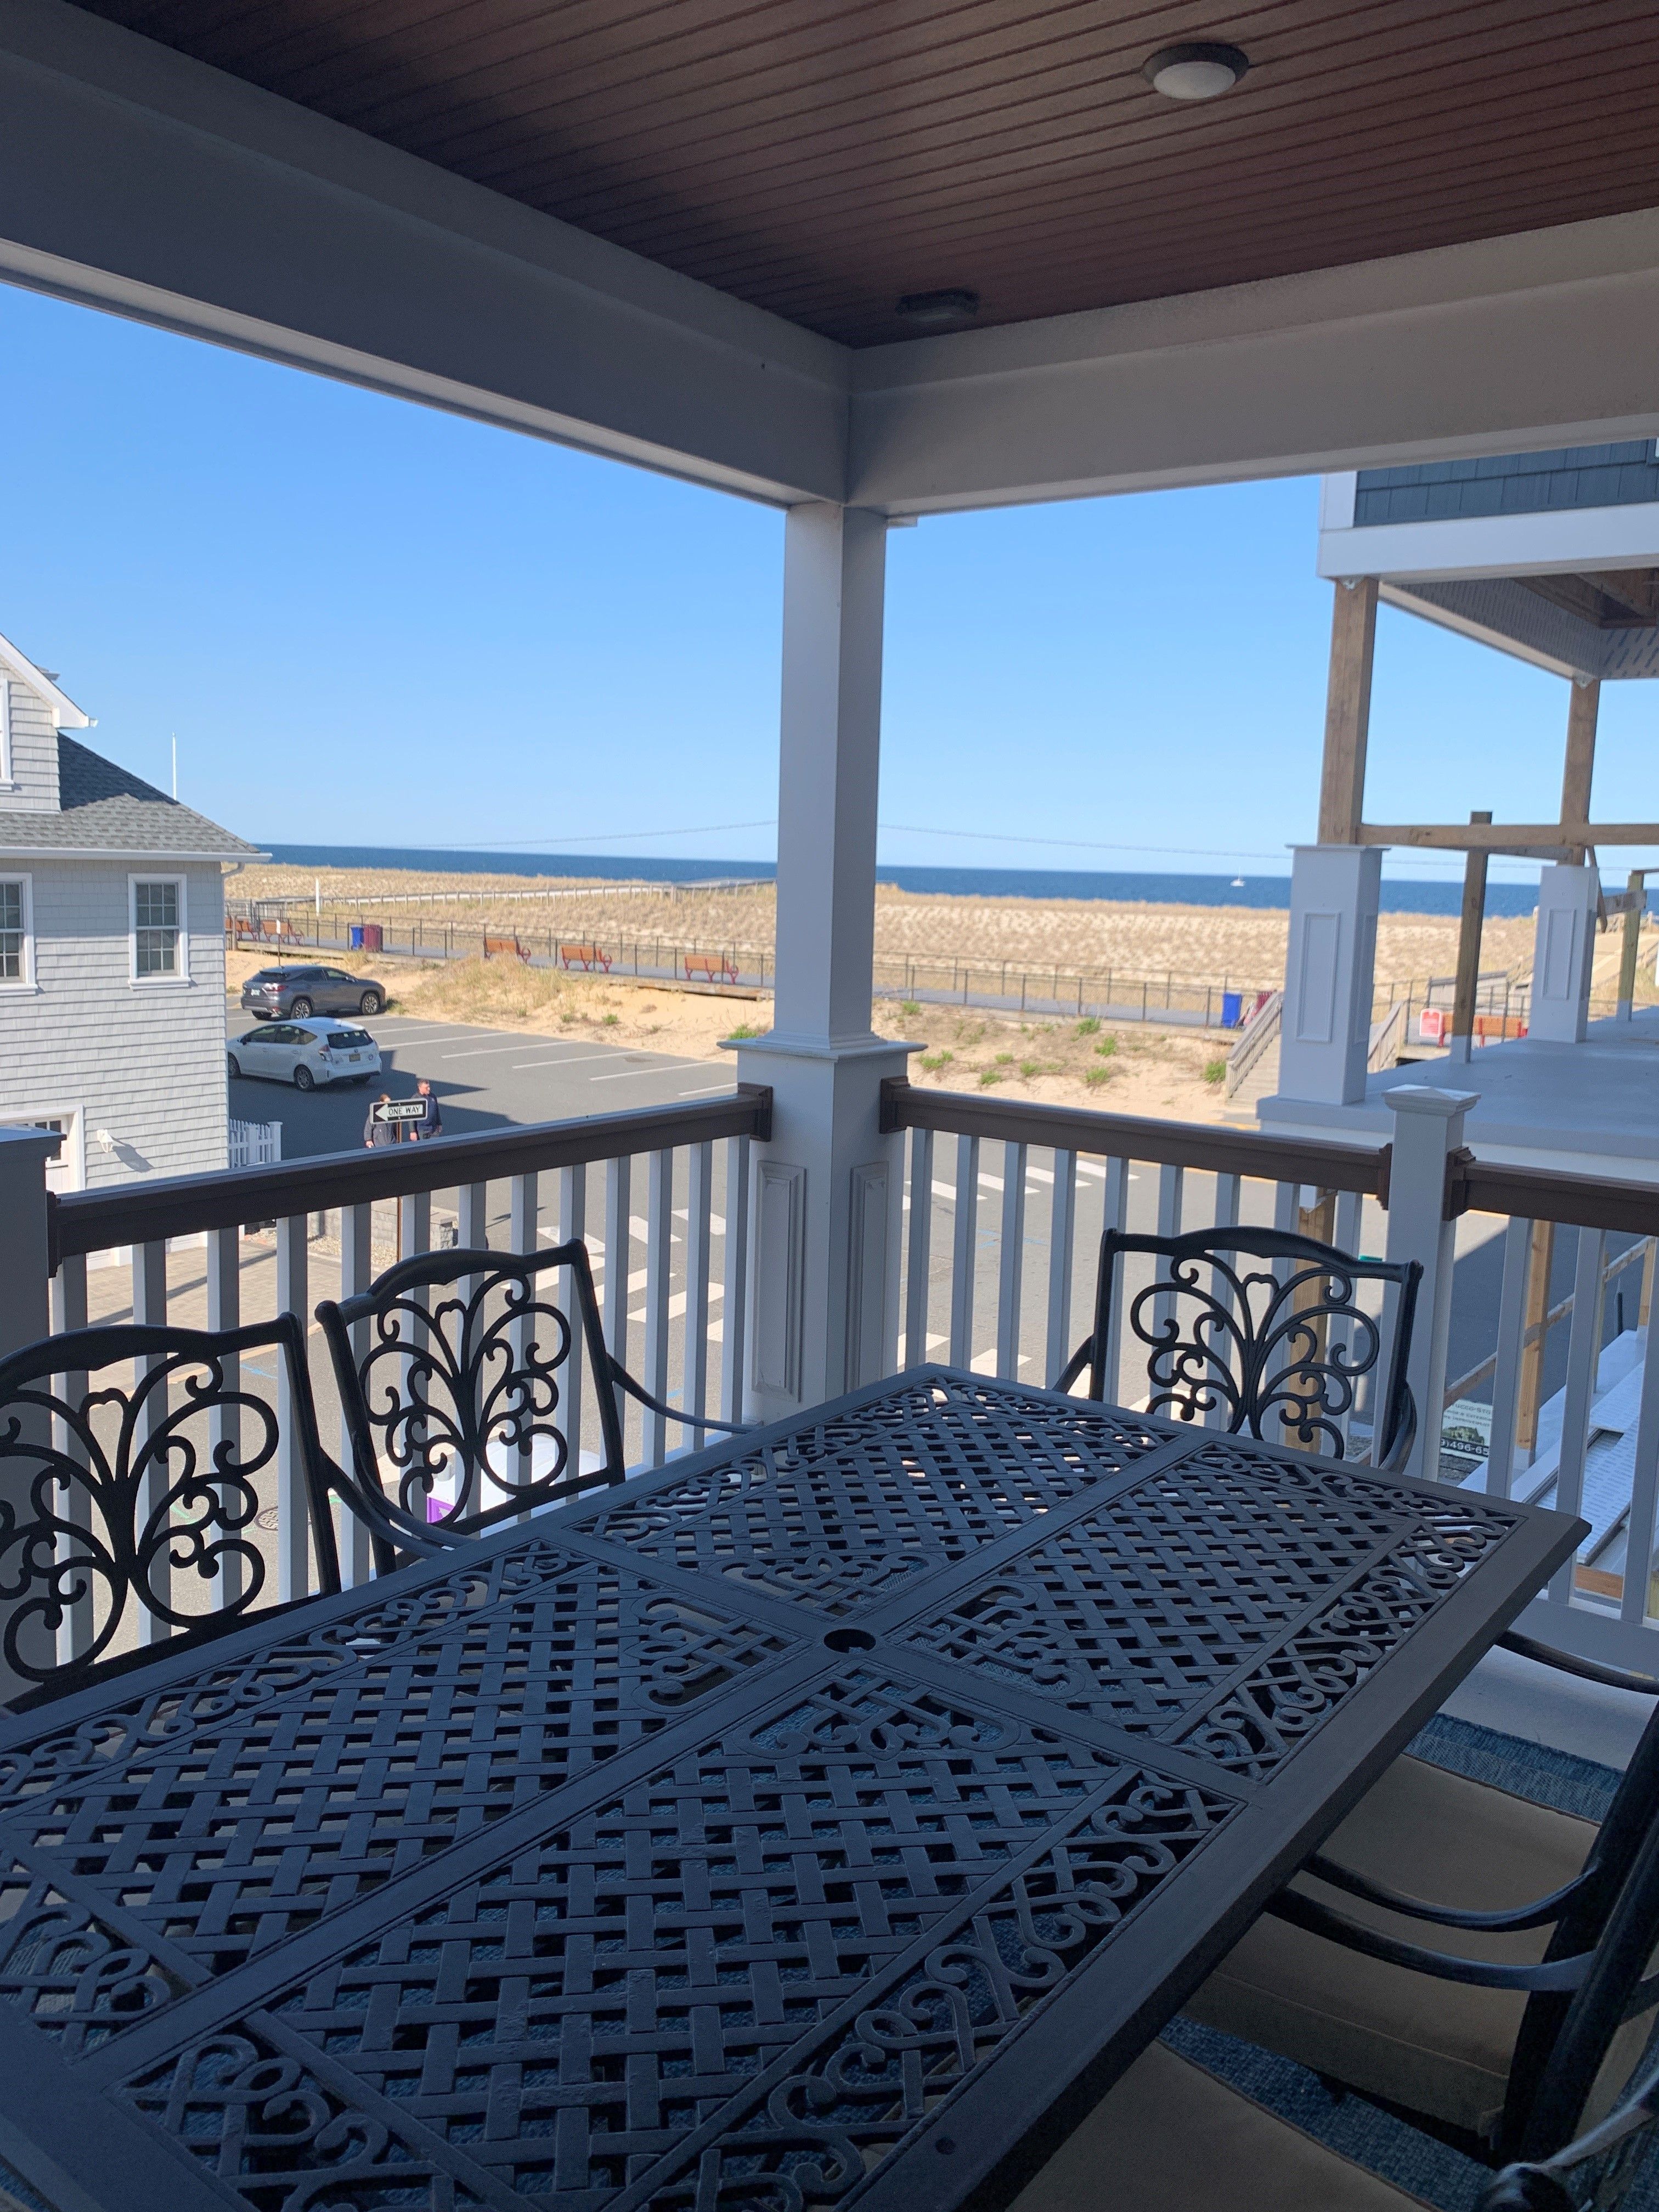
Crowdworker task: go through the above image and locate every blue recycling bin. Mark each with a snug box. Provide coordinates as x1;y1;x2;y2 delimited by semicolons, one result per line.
349;924;365;950
1221;990;1243;1028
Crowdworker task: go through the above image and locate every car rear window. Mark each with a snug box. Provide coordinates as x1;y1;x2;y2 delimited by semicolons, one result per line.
326;1028;374;1048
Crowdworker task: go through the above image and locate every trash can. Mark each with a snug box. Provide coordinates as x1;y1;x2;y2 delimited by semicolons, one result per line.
348;924;365;950
361;923;383;954
1221;990;1242;1029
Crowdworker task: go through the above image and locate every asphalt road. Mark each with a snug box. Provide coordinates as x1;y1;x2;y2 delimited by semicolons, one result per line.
226;1006;737;1158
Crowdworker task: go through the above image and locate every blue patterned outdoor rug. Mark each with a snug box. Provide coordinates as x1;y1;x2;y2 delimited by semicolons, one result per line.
1165;1713;1649;2210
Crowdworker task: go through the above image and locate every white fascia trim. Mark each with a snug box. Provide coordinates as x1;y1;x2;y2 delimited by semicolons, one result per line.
0;626;88;726
1318;502;1659;583
847;204;1659;513
0;0;849;506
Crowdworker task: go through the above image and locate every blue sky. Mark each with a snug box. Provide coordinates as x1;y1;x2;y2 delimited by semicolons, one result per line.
1;278;1651;887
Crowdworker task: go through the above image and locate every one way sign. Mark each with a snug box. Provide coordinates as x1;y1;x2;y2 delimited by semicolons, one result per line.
371;1098;429;1124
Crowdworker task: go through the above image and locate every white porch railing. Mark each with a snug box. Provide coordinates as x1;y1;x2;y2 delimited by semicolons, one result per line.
36;1090;766;1617
13;1067;1659;1678
882;1078;1659;1677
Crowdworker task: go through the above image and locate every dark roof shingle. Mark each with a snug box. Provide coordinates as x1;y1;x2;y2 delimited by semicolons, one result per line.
0;736;259;857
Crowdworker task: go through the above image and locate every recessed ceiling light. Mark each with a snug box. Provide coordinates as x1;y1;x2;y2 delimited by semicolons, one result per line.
896;289;980;328
1143;41;1249;100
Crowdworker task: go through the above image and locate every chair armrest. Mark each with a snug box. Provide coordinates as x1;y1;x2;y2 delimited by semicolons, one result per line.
1304;1851;1585;1933
1496;1629;1659;1697
1266;1889;1593;1991
607;1360;752;1435
1055;1339;1092;1393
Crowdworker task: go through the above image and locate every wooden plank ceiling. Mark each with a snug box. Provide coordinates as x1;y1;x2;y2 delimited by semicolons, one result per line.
69;1;1659;346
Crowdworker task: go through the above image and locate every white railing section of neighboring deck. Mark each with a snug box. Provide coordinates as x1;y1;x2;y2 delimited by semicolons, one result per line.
43;1087;769;1633
882;1077;1659;1679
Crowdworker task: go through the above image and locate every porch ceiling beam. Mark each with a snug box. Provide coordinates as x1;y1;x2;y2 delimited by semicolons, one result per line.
1358;824;1659;853
0;0;848;506
848;207;1659;514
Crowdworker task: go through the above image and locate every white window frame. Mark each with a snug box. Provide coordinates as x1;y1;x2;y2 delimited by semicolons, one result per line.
129;872;190;986
0;871;34;989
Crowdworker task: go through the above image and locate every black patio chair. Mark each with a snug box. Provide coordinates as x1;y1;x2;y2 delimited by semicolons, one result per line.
1003;2003;1659;2212
0;1314;411;1711
1057;1224;1422;1472
1186;1637;1659;2170
315;1239;749;1547
1481;2030;1659;2208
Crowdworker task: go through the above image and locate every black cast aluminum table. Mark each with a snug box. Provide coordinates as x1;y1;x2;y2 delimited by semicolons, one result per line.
0;1369;1582;2212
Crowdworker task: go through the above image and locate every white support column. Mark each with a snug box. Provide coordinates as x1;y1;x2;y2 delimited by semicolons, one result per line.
0;1128;54;1361
1276;843;1383;1106
1383;1087;1477;1482
732;502;916;1421
1529;863;1599;1043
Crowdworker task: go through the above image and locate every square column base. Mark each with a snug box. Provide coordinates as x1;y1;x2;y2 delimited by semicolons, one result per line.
1530;864;1599;1044
727;1034;918;1423
1278;844;1383;1107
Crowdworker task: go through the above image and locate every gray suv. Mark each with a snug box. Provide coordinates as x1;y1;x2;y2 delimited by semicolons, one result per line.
240;963;386;1019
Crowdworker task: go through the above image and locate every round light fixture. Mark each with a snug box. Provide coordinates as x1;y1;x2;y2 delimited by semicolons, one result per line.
1143;41;1249;100
896;288;980;328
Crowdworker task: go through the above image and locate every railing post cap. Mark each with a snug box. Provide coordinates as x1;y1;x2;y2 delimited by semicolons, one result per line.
1386;1086;1480;1121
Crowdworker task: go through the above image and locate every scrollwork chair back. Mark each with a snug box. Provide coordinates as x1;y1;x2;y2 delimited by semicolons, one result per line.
318;1240;748;1545
1058;1227;1421;1471
0;1314;363;1708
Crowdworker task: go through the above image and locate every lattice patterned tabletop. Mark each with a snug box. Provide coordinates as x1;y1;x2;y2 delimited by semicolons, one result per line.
0;1369;1580;2212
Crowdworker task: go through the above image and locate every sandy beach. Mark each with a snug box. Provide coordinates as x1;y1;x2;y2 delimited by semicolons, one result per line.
234;863;1547;991
229;864;1659;1124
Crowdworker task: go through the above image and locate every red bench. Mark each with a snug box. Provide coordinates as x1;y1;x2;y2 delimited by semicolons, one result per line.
484;934;532;963
684;952;739;984
560;942;612;972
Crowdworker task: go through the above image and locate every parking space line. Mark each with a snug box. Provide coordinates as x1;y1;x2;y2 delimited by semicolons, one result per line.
586;1063;683;1082
510;1053;631;1070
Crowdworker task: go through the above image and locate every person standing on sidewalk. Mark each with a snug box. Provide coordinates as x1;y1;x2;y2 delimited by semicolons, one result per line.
407;1079;444;1143
364;1092;397;1148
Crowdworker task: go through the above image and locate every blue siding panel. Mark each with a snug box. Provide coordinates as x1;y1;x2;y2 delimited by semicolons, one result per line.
1353;442;1659;525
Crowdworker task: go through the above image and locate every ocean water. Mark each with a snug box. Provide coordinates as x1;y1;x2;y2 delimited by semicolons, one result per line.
266;844;1559;918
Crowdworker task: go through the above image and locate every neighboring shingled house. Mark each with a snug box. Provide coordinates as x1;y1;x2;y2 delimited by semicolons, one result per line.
0;630;258;1189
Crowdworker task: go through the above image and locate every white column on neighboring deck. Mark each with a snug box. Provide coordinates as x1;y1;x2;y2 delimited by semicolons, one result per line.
1275;843;1382;1105
731;503;915;1421
1529;862;1599;1043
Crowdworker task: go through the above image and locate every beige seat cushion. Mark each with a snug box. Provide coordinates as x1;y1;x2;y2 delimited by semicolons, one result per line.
1185;1753;1598;2141
1009;2040;1435;2211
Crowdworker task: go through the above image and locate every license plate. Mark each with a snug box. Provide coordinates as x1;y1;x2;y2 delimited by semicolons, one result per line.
348;1052;362;1062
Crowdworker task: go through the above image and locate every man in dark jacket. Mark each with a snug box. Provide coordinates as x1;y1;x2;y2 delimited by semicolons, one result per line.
407;1079;444;1143
364;1093;397;1148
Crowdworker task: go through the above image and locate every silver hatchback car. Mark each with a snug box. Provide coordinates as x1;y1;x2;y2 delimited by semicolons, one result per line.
228;1019;382;1091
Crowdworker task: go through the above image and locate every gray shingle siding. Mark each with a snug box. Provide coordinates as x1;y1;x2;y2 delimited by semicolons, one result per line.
1353;442;1659;526
0;735;259;856
0;681;61;811
0;860;229;1183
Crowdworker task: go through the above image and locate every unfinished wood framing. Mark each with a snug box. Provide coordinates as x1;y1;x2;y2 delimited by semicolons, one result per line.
1357;821;1659;851
1449;812;1493;1049
1561;678;1600;865
1516;1220;1557;1458
1318;578;1379;845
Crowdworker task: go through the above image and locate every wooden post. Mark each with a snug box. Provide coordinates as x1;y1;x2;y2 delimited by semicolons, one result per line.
1618;867;1646;1019
1448;811;1493;1059
1561;676;1599;864
1318;577;1379;844
1516;1220;1556;1460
